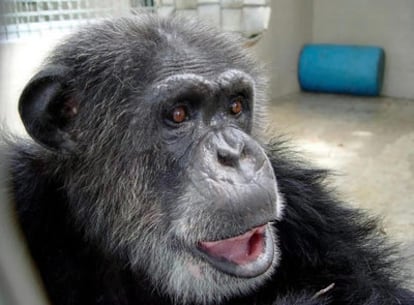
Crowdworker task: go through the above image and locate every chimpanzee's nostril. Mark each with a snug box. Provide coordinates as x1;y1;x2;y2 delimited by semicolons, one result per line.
215;132;245;167
217;151;238;167
217;146;245;167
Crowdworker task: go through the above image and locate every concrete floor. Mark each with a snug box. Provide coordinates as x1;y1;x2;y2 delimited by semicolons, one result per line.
267;93;414;287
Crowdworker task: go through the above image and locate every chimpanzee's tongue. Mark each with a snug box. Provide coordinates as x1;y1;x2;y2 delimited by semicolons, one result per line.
198;225;266;265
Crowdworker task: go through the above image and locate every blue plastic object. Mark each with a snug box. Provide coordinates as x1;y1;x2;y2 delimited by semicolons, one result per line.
298;44;385;96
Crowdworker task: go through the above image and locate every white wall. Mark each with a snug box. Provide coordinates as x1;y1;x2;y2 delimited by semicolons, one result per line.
312;0;414;99
253;0;313;99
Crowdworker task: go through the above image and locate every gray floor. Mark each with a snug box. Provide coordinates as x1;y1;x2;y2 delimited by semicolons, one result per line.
267;93;414;287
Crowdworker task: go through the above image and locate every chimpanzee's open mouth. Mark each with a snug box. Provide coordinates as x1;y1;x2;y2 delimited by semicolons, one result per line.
195;224;274;278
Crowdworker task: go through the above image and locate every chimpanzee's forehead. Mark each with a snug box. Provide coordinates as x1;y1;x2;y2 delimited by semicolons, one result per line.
48;16;258;92
138;20;251;81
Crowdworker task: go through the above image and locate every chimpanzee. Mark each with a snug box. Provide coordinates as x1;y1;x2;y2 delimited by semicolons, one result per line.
3;13;413;305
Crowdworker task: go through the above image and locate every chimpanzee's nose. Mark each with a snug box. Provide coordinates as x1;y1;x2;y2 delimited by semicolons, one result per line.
215;129;246;168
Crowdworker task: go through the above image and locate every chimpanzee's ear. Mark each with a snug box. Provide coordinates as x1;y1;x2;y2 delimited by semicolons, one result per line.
19;65;78;154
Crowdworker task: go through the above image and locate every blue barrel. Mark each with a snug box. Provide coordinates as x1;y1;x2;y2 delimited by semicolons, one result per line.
298;44;385;96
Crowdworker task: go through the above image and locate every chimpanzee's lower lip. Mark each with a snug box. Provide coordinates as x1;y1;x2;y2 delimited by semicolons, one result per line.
194;224;274;278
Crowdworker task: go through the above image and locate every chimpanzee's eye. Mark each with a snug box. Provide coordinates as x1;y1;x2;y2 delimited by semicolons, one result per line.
170;106;188;124
230;96;244;116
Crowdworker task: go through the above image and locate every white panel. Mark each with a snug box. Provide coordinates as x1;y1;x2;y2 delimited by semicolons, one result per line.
244;0;267;5
197;0;220;3
242;6;271;36
176;0;198;9
221;8;242;32
197;4;221;27
221;0;243;8
176;9;198;17
160;0;175;5
157;6;175;17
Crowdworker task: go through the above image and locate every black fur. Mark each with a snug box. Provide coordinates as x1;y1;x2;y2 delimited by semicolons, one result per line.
3;14;413;305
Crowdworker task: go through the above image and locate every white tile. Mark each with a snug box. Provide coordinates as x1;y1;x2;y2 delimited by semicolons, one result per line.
175;0;198;9
159;0;175;5
221;0;243;8
157;6;175;17
242;6;271;37
197;0;220;4
244;0;267;5
197;4;221;27
176;9;198;17
221;8;242;32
